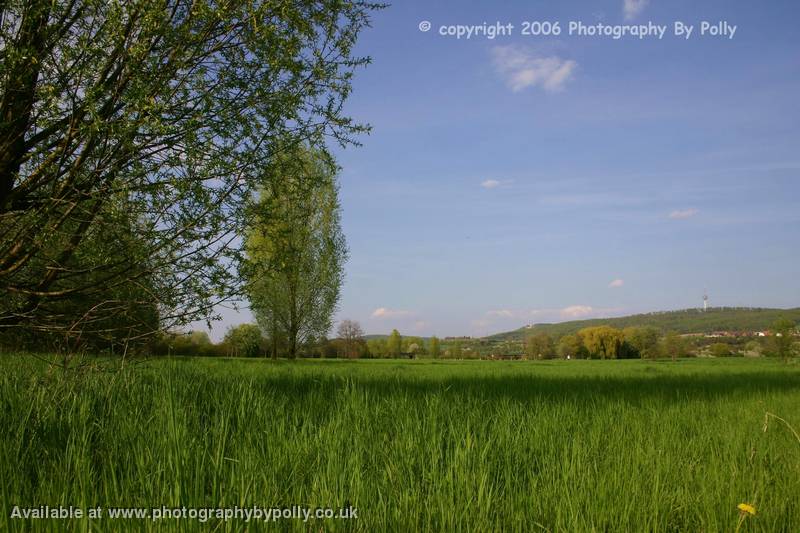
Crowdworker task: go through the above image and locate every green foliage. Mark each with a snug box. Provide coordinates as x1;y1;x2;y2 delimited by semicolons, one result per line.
0;201;160;354
3;356;800;531
245;144;347;358
624;326;661;359
557;334;586;359
405;337;425;355
525;332;555;360
1;0;377;343
387;329;402;357
429;336;441;358
367;338;388;358
771;318;798;361
579;326;625;359
150;331;219;358
661;331;686;361
222;324;263;358
744;340;763;357
449;340;463;359
708;342;734;358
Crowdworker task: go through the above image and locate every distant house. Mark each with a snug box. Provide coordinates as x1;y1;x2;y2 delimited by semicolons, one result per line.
705;331;763;339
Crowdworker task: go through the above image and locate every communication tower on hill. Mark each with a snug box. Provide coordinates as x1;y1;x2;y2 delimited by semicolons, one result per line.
703;288;708;312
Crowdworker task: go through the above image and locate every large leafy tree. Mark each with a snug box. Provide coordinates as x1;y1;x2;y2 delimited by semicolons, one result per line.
525;332;555;360
222;324;263;358
623;326;661;359
0;0;377;344
557;333;585;359
245;144;347;358
579;326;625;359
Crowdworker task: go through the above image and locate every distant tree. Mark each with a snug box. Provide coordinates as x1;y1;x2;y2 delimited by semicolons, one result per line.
321;338;339;359
223;324;263;358
624;326;661;359
405;336;425;355
526;332;555;360
429;336;441;358
616;341;640;359
387;329;402;357
367;338;387;358
337;320;364;359
744;340;763;357
771;318;797;362
708;342;733;358
153;330;217;357
357;339;372;359
557;334;586;359
450;340;463;359
579;326;625;359
662;331;685;361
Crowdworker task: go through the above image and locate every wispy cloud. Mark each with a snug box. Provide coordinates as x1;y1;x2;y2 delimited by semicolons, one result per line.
559;305;595;319
623;0;649;20
487;309;514;318
481;179;514;190
668;208;699;220
609;279;624;288
371;307;411;319
492;46;577;93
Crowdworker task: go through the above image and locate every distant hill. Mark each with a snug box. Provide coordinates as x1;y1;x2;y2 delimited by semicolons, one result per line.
486;307;800;342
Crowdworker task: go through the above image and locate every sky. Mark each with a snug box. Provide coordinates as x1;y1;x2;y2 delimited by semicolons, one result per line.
203;0;800;340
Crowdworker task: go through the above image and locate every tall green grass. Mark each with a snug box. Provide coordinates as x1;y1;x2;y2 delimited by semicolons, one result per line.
1;356;799;531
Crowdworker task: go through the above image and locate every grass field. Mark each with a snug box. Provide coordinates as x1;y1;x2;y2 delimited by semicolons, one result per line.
2;356;799;531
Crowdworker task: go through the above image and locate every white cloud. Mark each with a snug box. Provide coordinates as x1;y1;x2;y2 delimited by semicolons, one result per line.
668;208;699;220
560;305;595;319
623;0;649;20
492;46;577;93
371;307;411;319
487;309;514;318
609;279;624;288
481;179;501;189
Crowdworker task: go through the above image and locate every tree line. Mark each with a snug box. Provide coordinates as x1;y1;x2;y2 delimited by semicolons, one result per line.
527;319;798;361
138;316;798;361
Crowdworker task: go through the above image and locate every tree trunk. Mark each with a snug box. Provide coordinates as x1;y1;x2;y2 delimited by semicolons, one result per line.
271;317;278;360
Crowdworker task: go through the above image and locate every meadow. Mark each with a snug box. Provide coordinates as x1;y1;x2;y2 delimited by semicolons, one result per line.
1;355;799;532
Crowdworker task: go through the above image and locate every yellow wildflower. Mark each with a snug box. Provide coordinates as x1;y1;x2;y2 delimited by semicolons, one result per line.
737;503;756;516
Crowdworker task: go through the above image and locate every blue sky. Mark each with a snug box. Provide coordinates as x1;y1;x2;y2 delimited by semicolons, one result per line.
207;0;800;340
